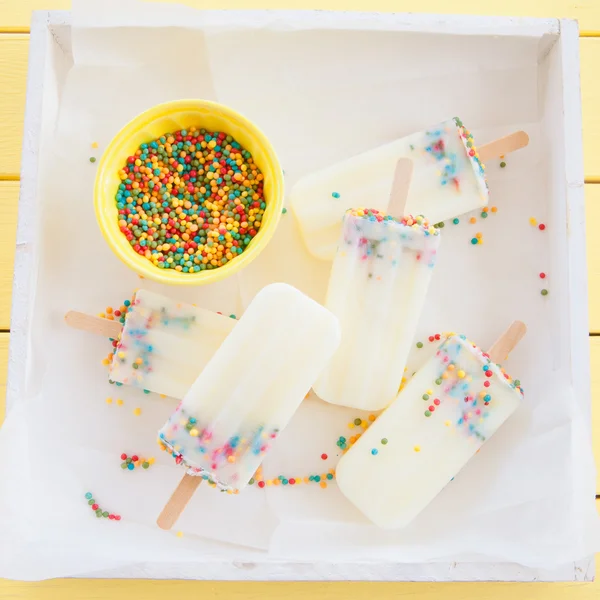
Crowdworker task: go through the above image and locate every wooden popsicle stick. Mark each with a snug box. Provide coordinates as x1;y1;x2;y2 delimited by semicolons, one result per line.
487;321;527;364
477;131;529;163
157;474;203;530
64;310;122;338
387;157;414;219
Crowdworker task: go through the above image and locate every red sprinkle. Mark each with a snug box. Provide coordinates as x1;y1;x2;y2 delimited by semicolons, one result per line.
258;481;266;488
131;455;139;462
540;272;546;279
538;224;546;231
484;381;491;388
120;453;127;460
289;478;296;485
320;453;328;460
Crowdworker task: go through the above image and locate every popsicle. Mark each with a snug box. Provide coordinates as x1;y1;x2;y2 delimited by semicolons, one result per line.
312;207;441;410
66;289;236;399
156;282;341;529
291;119;528;260
336;322;526;530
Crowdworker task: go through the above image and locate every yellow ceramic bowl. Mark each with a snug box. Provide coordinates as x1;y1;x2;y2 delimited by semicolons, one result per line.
94;99;284;286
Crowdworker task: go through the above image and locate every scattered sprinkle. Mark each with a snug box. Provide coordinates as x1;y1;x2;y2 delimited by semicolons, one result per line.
491;206;497;213
500;161;506;168
332;192;340;198
282;207;287;214
529;217;537;226
371;448;378;456
89;157;97;163
540;272;546;279
117;399;124;406
381;438;388;445
470;237;478;245
538;223;546;231
541;289;549;296
84;492;121;521
414;446;421;452
91;142;99;148
452;218;460;224
105;397;113;404
320;453;328;460
469;217;477;224
176;531;184;538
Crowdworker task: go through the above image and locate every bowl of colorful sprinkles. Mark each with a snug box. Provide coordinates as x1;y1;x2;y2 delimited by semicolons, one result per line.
94;99;284;285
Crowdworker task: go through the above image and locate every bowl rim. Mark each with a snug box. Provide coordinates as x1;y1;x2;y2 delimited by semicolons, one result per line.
94;98;284;286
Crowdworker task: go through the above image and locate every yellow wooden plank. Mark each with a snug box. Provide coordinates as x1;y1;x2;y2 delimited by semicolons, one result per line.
0;35;28;177
2;0;600;31
0;568;599;599
592;337;600;492
0;182;18;331
587;186;600;333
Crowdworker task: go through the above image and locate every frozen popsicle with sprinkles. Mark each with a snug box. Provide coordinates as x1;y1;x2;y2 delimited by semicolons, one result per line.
156;283;341;529
108;289;236;399
291;118;528;260
336;321;526;530
312;208;441;411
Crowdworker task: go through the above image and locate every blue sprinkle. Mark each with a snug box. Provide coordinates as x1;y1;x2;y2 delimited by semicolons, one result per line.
371;448;378;456
331;192;340;198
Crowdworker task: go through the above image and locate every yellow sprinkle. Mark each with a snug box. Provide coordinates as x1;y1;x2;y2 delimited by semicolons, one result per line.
445;420;451;427
105;397;113;404
457;370;466;379
529;217;537;226
348;422;355;429
91;142;99;148
426;389;433;395
266;480;273;486
189;428;199;437
148;457;156;465
227;455;236;463
98;312;105;319
101;358;110;366
360;420;368;428
176;531;184;538
414;446;421;452
117;351;126;359
160;394;167;399
117;399;124;406
133;407;142;416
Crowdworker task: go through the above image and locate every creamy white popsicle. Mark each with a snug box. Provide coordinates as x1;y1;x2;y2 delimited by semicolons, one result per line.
336;332;525;529
291;118;487;260
158;282;341;492
109;289;236;399
313;208;440;411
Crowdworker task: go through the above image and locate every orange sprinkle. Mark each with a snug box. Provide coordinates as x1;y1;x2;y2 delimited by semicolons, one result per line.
482;206;488;213
469;217;477;224
491;206;497;213
475;232;482;239
320;481;327;489
106;307;113;314
368;414;376;422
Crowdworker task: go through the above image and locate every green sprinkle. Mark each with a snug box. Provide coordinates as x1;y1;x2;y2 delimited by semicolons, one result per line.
381;438;388;445
471;238;478;245
435;378;443;385
102;511;109;518
514;379;521;386
422;394;429;400
314;475;321;482
142;462;149;469
326;473;334;480
229;314;236;319
332;192;340;198
541;289;548;296
481;212;488;218
248;478;255;485
416;342;423;348
424;410;432;417
354;418;362;426
121;462;128;469
500;161;506;168
282;207;287;214
88;499;95;505
436;222;445;228
453;218;459;224
89;157;96;163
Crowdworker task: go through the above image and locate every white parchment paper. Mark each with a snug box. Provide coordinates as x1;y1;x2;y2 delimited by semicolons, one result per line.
0;0;598;580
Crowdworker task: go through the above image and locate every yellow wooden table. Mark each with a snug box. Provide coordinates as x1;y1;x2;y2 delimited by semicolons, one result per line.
0;1;599;598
